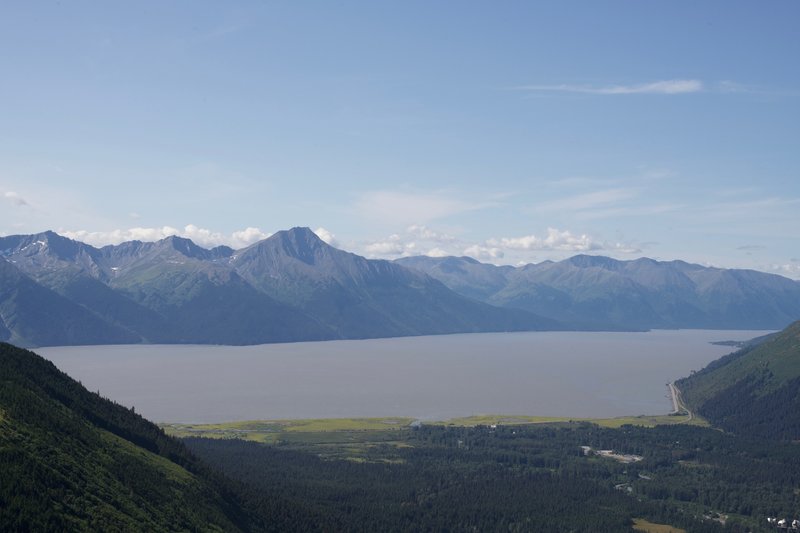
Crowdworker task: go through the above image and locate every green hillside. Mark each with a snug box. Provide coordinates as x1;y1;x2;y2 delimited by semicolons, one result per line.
0;343;250;531
677;321;800;440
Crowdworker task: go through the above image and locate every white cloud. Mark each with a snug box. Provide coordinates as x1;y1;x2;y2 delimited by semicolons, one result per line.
231;227;271;248
463;244;504;261
62;227;180;246
360;226;459;259
313;227;338;246
487;228;601;252
520;79;703;95
3;191;30;207
61;225;272;249
766;262;800;280
406;224;456;243
363;234;409;256
357;225;645;264
181;224;226;248
425;247;451;258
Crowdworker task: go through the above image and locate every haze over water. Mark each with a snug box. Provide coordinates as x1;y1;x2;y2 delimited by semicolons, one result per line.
40;330;770;424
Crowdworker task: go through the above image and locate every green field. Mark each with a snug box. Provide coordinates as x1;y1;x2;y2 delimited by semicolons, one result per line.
162;417;416;459
431;412;708;428
161;410;707;454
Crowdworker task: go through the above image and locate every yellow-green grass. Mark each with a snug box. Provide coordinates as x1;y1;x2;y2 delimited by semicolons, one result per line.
430;412;708;429
162;417;415;444
161;412;709;463
162;411;705;446
632;518;686;533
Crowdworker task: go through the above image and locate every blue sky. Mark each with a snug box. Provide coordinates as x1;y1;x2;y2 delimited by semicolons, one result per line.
1;1;798;277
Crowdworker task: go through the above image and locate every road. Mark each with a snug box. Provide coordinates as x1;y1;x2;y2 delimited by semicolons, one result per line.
668;381;693;422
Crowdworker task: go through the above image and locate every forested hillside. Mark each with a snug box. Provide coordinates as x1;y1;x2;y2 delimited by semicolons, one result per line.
678;321;800;440
0;343;256;531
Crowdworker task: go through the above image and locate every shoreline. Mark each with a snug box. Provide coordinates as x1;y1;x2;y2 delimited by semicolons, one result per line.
668;382;680;414
668;381;694;421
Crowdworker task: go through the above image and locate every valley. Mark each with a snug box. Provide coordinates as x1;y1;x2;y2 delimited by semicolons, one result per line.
4;322;800;531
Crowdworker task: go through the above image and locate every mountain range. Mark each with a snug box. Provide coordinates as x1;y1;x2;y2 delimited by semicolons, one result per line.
0;228;554;347
396;255;800;330
1;228;798;347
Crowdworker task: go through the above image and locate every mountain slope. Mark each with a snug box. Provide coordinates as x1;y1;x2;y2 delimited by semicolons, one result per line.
0;259;139;347
398;254;800;330
0;232;169;343
0;342;253;531
0;233;333;345
677;321;800;440
0;229;555;346
105;236;334;344
396;256;514;301
232;228;557;338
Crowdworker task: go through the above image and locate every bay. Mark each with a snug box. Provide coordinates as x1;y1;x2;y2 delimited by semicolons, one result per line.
39;329;770;423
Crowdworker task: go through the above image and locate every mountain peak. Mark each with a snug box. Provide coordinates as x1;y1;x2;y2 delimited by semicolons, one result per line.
283;226;325;242
267;227;330;265
566;255;622;270
156;235;212;259
0;230;96;263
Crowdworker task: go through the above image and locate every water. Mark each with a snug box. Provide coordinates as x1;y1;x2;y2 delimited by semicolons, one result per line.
38;329;771;423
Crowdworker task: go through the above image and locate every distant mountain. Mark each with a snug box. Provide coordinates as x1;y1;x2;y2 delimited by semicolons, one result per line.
397;254;800;330
396;255;514;301
231;228;556;339
677;321;800;440
5;228;796;348
0;342;255;530
0;229;554;347
99;234;334;345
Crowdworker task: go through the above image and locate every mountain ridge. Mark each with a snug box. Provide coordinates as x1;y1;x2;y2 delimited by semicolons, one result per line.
2;228;798;347
0;228;554;347
396;254;800;330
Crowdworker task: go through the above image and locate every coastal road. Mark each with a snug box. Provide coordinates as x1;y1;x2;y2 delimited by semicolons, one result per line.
668;382;693;422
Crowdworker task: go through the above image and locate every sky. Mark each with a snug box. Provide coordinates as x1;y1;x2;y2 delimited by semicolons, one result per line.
1;1;798;278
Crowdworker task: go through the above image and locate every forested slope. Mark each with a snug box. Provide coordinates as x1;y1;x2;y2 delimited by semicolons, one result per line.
0;343;252;531
678;321;800;440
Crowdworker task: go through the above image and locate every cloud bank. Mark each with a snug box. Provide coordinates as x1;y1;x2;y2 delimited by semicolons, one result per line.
61;225;272;249
359;225;642;263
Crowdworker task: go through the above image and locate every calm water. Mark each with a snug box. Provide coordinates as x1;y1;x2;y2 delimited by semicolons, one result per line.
39;330;771;423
